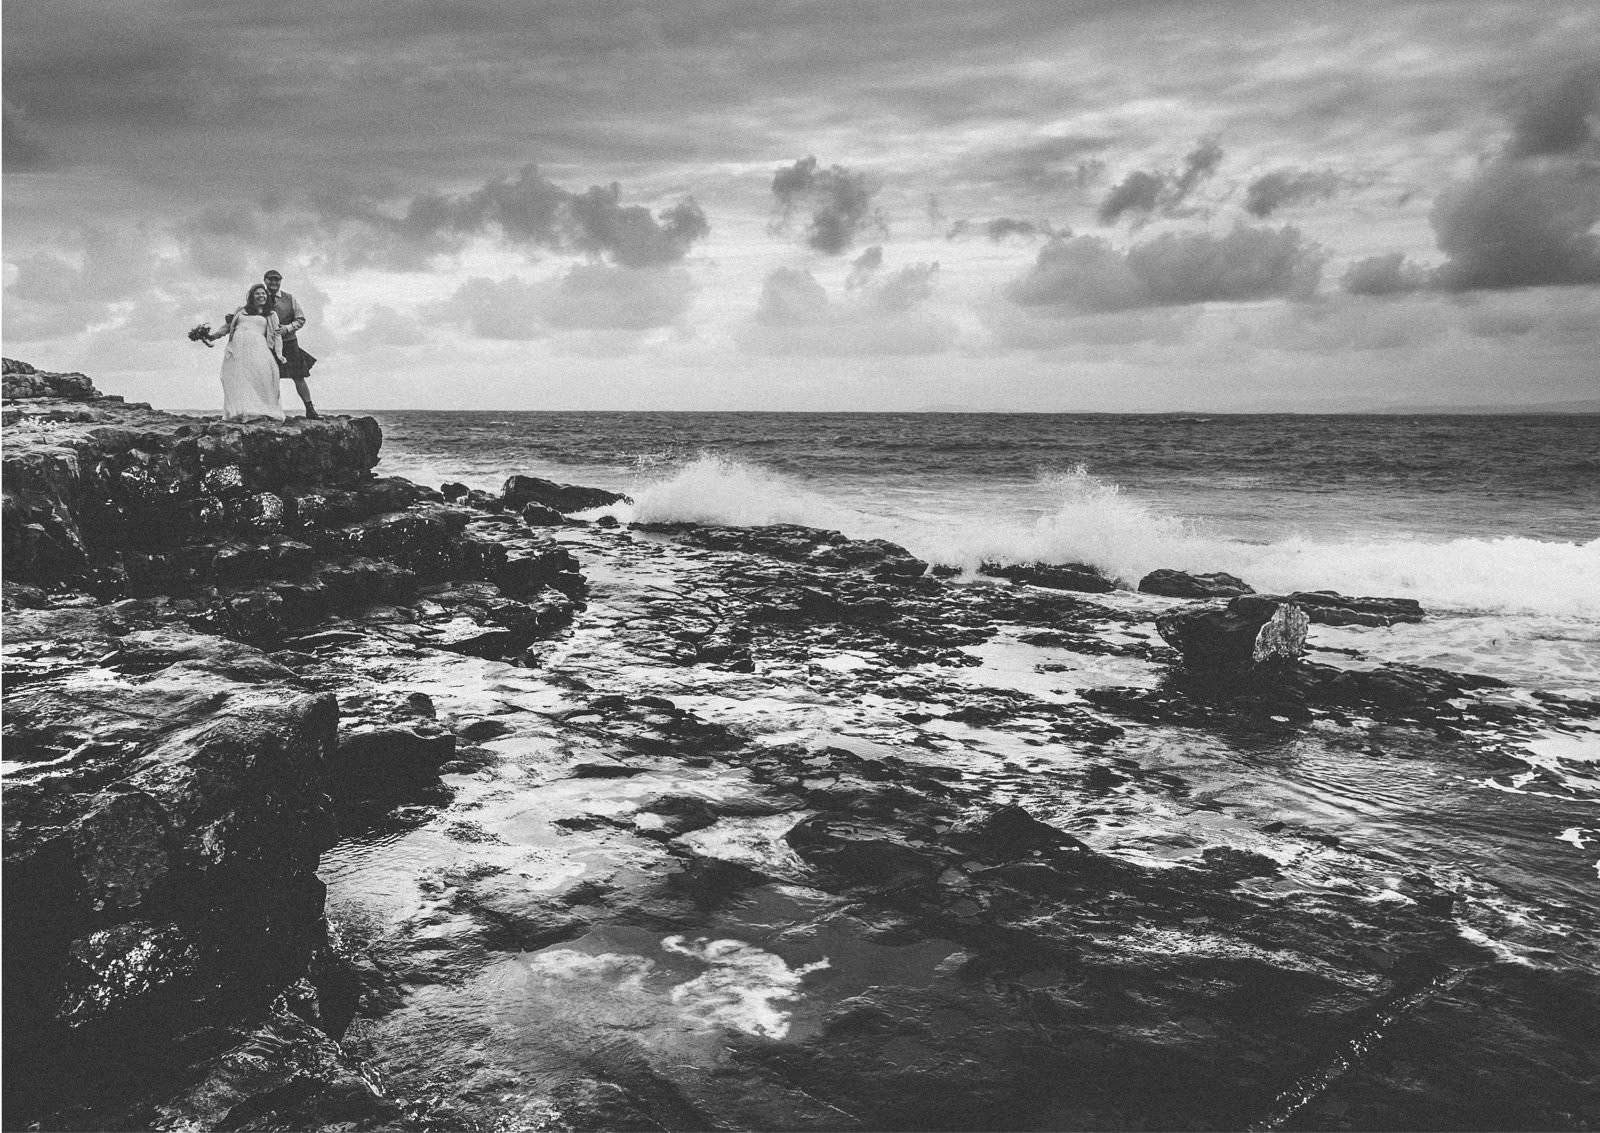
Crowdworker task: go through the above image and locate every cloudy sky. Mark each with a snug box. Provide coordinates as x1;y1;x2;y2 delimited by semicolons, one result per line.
5;0;1599;412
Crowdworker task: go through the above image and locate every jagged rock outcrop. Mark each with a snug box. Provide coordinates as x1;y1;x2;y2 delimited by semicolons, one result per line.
1155;594;1310;674
2;358;102;403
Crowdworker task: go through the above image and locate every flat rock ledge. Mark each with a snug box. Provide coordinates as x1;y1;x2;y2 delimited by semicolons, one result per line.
1;362;587;1128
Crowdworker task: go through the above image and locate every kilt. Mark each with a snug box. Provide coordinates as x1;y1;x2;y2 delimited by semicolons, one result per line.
278;338;318;383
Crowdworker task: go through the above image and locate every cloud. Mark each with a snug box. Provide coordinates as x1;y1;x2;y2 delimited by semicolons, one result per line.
1505;64;1600;158
1257;296;1451;354
544;264;696;330
1430;156;1600;290
1454;286;1600;347
770;156;886;254
430;276;550;340
1173;139;1225;198
741;262;957;355
1096;171;1166;226
431;264;694;340
958;135;1112;192
987;218;1054;242
1;225;172;340
1341;252;1433;296
316;165;710;270
1343;66;1600;296
349;304;429;348
567;187;710;268
1006;225;1325;313
1097;139;1224;226
943;217;1058;242
1243;169;1348;217
846;246;884;289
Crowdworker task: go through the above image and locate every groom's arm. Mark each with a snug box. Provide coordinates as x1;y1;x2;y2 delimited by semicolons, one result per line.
282;294;307;336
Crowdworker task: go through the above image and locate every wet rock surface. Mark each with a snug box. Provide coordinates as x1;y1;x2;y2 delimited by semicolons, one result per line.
6;368;1599;1131
1139;567;1256;598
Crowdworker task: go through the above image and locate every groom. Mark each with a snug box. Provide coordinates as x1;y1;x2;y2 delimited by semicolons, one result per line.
262;269;319;419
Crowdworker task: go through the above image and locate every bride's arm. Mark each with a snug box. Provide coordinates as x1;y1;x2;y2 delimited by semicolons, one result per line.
208;310;241;342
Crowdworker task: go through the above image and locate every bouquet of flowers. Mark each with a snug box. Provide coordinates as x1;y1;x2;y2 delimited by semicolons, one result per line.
187;323;215;348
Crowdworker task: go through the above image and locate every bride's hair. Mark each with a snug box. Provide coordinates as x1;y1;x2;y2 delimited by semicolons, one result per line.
244;284;270;316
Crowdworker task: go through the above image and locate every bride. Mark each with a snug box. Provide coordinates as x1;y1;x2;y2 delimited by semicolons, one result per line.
208;284;285;421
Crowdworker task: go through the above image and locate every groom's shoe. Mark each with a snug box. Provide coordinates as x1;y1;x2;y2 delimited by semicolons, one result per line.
304;404;320;420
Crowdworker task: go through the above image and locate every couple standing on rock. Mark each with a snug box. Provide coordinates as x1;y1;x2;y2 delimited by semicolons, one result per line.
203;269;319;422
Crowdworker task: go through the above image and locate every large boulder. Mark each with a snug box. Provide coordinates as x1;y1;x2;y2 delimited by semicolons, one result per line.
501;474;629;514
981;560;1119;593
1283;589;1425;627
1139;568;1255;598
1156;595;1310;674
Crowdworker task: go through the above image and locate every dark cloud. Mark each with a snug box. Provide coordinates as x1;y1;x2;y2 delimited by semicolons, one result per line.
1341;65;1600;296
1243;169;1347;217
942;217;1055;242
986;218;1045;241
770;156;886;254
1342;252;1431;296
1007;225;1324;312
1431;159;1600;290
1505;65;1600;158
1097;140;1224;226
316;165;709;270
1173;139;1225;198
568;187;710;268
846;246;884;290
1096;171;1166;226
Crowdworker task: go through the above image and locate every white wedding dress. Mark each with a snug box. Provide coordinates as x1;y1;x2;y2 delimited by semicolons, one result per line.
219;313;284;421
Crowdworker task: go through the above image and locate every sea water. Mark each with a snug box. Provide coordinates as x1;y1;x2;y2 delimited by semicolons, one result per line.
367;410;1600;696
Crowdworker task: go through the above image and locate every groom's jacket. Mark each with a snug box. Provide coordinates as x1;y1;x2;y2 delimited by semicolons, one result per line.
267;291;306;339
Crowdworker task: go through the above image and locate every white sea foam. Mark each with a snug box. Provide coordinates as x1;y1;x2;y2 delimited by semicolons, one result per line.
622;455;1600;620
628;452;858;529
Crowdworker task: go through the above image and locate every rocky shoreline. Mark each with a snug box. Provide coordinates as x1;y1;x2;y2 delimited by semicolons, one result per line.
5;359;1597;1131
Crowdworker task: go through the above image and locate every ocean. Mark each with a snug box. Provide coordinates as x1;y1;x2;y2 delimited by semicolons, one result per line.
368;410;1600;697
